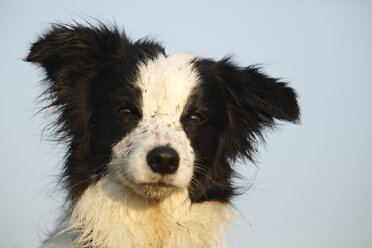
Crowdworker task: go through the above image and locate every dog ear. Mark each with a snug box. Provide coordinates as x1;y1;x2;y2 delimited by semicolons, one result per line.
26;23;123;79
26;24;164;73
208;59;300;161
26;24;123;144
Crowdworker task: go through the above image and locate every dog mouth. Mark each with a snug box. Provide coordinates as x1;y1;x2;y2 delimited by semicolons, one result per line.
129;181;180;199
138;182;177;188
117;173;181;199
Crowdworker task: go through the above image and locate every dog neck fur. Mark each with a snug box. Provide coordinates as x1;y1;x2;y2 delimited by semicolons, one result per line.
45;177;232;248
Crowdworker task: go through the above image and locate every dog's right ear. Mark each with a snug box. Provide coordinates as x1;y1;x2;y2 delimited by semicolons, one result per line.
26;24;125;144
26;24;123;80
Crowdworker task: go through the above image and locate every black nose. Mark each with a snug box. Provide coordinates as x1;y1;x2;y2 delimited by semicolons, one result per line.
147;146;180;174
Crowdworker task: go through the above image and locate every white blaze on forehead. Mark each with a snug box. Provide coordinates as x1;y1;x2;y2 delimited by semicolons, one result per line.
137;53;199;120
108;53;200;196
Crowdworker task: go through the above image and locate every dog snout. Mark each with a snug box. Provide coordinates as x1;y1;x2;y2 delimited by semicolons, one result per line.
147;146;179;174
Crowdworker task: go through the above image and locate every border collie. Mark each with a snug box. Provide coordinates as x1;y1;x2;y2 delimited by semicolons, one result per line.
27;23;300;248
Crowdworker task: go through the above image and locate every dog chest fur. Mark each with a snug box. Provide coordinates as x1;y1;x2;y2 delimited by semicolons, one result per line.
45;177;232;248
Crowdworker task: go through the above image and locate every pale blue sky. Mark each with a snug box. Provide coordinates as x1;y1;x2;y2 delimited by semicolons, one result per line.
1;1;371;247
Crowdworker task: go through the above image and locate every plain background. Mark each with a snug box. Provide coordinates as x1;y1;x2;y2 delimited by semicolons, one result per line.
1;1;371;247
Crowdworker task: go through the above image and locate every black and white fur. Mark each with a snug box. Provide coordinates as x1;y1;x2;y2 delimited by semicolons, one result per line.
27;23;300;248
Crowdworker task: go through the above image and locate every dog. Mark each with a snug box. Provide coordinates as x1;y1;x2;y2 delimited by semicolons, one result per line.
27;23;300;248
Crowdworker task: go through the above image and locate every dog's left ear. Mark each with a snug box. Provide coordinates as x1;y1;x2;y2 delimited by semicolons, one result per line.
204;59;300;160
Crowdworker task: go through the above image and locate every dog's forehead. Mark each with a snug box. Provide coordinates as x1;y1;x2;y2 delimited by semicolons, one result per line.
135;53;199;120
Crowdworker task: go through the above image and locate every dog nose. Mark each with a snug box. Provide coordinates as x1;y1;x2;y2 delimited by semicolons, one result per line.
147;147;179;174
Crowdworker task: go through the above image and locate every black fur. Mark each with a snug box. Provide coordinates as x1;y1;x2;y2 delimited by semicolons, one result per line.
27;23;300;205
27;23;165;202
185;58;299;202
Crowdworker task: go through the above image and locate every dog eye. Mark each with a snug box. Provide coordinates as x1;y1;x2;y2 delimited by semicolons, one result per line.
189;113;204;123
117;107;132;116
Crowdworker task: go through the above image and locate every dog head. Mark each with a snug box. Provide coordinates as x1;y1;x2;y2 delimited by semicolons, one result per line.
27;24;299;203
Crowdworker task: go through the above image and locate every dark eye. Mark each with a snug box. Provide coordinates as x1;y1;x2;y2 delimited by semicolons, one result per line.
117;107;132;116
189;113;204;123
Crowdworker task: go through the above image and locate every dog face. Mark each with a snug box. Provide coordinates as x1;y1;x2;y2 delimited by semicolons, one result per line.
109;53;200;199
27;24;299;203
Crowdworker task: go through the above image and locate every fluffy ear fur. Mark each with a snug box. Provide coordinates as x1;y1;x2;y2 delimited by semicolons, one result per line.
26;24;131;202
26;24;124;144
199;58;300;161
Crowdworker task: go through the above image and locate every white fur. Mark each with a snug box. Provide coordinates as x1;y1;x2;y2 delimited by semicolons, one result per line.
45;178;232;248
43;53;233;247
109;53;199;199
